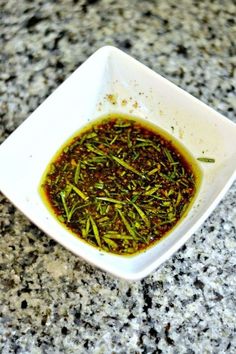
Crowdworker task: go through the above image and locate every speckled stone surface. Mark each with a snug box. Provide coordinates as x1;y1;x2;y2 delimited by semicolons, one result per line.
0;0;236;353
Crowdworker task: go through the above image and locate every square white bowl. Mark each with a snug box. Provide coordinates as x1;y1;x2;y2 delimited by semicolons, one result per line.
1;46;236;280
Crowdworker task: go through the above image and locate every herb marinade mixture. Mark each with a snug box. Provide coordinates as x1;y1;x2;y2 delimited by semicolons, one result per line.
42;117;196;255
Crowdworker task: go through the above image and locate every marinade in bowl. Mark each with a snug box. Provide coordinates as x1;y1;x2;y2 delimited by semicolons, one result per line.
40;115;200;255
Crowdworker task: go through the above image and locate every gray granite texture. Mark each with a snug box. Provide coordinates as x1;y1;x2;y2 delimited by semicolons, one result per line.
0;0;236;353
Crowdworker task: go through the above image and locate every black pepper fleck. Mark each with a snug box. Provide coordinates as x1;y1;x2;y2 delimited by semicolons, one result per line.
85;0;100;5
121;39;132;49
21;300;28;309
61;326;68;335
193;278;205;290
176;44;188;57
25;15;43;28
143;10;152;17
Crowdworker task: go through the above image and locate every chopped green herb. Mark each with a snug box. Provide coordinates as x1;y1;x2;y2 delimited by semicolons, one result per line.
197;157;215;163
145;185;161;196
90;215;101;247
74;161;81;184
85;216;90;237
86;144;107;156
147;167;159;176
68;182;88;201
103;237;118;249
110;134;118;145
131;202;150;227
117;209;136;238
94;182;104;189
111;155;143;177
103;233;133;240
60;191;70;221
96;197;126;204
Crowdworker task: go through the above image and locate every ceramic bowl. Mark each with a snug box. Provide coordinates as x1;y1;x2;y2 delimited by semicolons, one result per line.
1;46;236;280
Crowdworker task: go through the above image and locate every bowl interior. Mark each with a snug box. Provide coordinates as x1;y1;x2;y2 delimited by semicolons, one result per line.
1;46;236;280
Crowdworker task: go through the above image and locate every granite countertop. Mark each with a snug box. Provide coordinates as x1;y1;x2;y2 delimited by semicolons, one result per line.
0;0;236;353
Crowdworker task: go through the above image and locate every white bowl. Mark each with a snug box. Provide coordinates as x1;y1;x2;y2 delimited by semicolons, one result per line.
1;46;236;280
